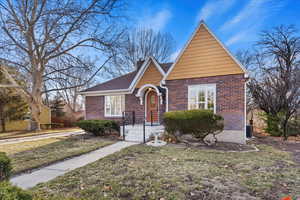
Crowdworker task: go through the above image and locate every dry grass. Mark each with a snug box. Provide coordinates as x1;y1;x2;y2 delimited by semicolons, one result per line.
0;128;81;140
32;144;300;200
5;135;115;175
0;137;65;154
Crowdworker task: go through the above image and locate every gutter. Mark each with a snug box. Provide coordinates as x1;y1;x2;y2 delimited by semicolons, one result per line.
160;80;169;112
79;88;131;96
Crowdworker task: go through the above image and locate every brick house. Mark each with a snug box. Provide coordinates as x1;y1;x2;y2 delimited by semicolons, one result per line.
80;22;248;144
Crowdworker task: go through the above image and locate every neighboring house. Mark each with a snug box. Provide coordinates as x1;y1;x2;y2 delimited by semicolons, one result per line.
80;21;248;144
6;105;51;131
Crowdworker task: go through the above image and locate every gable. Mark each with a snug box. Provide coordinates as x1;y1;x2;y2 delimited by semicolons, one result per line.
136;61;163;88
166;24;245;80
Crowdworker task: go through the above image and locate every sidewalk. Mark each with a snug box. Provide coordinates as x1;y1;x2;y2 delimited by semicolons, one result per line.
0;130;84;145
10;141;137;189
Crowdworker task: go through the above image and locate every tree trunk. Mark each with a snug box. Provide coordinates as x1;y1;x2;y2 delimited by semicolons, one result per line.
30;101;42;131
30;68;44;131
282;119;289;141
1;62;45;131
0;106;5;132
0;118;5;133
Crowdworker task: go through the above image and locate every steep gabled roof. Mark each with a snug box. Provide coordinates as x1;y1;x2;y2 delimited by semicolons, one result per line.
163;21;248;81
160;62;173;73
82;71;138;92
81;57;172;95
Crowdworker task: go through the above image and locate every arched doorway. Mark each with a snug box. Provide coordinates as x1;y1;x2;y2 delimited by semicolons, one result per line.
145;90;159;123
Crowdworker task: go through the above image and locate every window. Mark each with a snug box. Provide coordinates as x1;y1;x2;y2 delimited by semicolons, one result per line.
105;95;125;117
188;84;216;112
150;95;155;104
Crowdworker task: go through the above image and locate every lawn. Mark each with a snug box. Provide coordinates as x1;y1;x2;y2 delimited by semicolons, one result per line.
32;144;300;200
0;128;81;140
2;135;115;175
0;137;66;154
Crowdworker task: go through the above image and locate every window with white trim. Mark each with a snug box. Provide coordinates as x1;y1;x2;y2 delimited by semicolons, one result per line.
104;95;125;117
188;84;216;112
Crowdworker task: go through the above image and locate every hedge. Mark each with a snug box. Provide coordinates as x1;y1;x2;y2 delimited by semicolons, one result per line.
76;120;120;136
0;182;32;200
163;109;224;143
0;152;12;182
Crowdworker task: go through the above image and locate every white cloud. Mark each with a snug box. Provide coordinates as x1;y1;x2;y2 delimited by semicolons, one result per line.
197;0;236;22
220;0;284;31
221;0;285;46
170;49;180;61
140;9;172;32
225;31;248;46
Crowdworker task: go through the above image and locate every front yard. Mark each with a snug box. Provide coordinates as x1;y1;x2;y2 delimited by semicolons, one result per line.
0;134;115;175
0;128;81;140
32;143;300;200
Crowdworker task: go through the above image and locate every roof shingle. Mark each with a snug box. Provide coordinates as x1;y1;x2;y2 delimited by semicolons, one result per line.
82;62;172;92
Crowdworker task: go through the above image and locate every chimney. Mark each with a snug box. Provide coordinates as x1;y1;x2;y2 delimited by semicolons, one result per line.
136;58;144;71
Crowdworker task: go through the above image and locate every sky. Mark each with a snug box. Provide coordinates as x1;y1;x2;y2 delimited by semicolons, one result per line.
127;0;300;61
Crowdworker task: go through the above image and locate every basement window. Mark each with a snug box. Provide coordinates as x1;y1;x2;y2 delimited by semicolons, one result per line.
188;84;216;113
104;95;125;117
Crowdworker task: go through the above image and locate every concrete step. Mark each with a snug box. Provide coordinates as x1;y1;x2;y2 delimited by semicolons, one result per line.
120;124;164;142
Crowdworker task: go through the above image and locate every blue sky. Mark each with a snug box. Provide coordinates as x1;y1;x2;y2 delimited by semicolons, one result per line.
127;0;300;61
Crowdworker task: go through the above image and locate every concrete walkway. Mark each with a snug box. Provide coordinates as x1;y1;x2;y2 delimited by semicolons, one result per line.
0;130;84;145
11;141;137;189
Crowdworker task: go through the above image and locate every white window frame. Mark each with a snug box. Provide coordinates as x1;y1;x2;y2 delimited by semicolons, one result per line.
188;84;216;113
104;95;125;117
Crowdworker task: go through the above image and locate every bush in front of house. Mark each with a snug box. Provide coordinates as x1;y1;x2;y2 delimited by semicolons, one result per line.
76;120;120;136
262;112;300;137
0;153;32;200
163;109;224;144
263;113;282;137
287;119;300;136
0;181;32;200
0;152;12;182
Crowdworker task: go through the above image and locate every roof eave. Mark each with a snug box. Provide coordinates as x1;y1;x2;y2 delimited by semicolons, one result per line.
79;88;131;96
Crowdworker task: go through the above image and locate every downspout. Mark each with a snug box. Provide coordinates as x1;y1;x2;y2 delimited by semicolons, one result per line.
160;80;169;112
244;73;249;143
83;95;87;120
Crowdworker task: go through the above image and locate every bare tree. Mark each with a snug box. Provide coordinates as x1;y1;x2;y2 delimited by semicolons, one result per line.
0;0;126;129
105;27;176;76
47;56;96;114
248;25;300;139
235;50;257;119
235;50;256;71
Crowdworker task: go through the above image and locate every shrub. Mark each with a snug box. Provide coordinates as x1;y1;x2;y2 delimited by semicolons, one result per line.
287;119;300;136
262;113;300;137
0;181;32;200
163;110;224;144
263;113;282;137
0;152;12;182
76;120;120;136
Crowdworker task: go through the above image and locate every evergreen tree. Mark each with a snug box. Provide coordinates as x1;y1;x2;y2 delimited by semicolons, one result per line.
0;71;28;132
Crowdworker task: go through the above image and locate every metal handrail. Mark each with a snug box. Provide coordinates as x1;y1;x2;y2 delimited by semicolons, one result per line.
150;111;153;126
122;111;136;141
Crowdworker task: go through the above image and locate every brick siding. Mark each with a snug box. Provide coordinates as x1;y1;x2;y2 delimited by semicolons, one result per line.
85;96;122;122
85;74;245;130
166;74;245;130
85;89;165;123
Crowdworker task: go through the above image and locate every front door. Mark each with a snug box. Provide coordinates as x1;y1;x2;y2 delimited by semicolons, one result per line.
146;90;159;123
